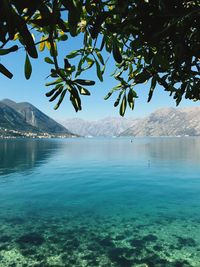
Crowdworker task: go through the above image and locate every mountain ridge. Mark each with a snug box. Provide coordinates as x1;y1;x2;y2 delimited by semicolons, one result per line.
120;107;200;137
60;107;200;137
0;99;74;137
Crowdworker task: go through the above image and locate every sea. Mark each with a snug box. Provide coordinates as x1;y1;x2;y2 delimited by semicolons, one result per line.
0;137;200;267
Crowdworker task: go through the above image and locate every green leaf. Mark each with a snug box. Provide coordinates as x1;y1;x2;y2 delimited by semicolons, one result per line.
66;50;79;59
74;79;95;86
67;0;81;37
24;54;32;79
104;84;122;100
64;58;71;69
77;85;90;95
114;91;123;107
44;57;54;64
0;64;13;79
95;59;103;82
127;89;135;110
54;89;67;110
148;76;157;102
135;70;151;84
69;86;82;111
119;94;127;117
49;87;63;102
100;36;105;51
58;34;68;41
0;45;18;55
15;12;38;58
113;42;122;64
104;92;112;100
46;84;63;97
45;78;63;86
95;50;104;65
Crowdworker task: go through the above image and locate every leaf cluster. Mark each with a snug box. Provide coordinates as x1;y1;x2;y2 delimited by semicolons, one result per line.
0;0;199;115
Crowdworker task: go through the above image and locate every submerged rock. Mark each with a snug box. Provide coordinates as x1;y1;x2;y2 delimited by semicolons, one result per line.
98;236;114;247
16;232;45;247
176;236;197;248
108;247;133;267
0;235;11;243
142;234;158;242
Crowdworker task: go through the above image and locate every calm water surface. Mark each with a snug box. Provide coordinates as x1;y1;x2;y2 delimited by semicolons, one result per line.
0;137;200;267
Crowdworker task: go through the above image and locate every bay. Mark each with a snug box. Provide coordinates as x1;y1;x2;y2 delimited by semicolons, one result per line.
0;137;200;267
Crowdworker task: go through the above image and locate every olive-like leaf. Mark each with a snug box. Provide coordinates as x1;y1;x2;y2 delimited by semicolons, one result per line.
77;85;90;95
95;59;103;81
95;50;104;65
135;70;151;84
114;91;123;107
45;57;54;64
0;45;18;55
104;92;112;100
25;54;32;79
0;64;13;79
127;89;135;110
75;79;95;86
54;89;67;110
148;76;157;102
66;50;79;59
46;84;63;97
113;42;122;63
45;78;63;86
49;87;63;102
119;94;127;116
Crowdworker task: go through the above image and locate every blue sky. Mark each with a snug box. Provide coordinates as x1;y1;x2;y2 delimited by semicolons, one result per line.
0;37;199;121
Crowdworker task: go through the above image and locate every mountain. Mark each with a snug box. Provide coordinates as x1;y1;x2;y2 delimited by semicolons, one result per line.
60;107;200;137
60;117;137;137
120;107;200;136
0;102;37;132
0;99;73;136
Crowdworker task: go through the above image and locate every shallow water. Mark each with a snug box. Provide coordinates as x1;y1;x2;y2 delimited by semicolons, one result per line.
0;137;200;267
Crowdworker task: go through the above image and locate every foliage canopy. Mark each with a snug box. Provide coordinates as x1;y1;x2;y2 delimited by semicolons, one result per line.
0;0;199;115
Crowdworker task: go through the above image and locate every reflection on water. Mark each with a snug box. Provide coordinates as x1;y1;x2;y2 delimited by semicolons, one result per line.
145;137;200;163
0;139;62;176
0;137;200;266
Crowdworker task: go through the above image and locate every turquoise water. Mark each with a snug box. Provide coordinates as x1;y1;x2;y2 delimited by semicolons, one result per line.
0;137;200;267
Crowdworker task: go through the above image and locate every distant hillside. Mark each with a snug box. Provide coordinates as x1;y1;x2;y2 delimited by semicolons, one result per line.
0;99;73;136
0;102;38;132
60;107;200;137
60;117;137;137
120;107;200;137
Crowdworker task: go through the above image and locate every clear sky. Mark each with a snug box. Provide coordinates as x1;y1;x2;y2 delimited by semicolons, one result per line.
1;37;199;121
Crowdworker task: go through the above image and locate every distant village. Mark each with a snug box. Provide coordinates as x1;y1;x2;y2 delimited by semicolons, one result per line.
0;127;73;139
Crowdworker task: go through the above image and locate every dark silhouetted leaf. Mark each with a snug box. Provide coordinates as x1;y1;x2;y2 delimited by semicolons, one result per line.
113;42;122;63
95;59;103;81
45;57;54;64
77;85;90;95
0;64;13;79
25;54;32;79
54;89;67;109
148;76;157;102
0;45;18;55
119;94;127;116
75;79;95;86
135;70;151;84
49;87;63;102
114;91;123;107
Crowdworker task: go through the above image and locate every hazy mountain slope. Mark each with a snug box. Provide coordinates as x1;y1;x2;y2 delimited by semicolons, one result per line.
60;117;137;136
0;102;38;132
121;107;200;136
1;99;71;134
